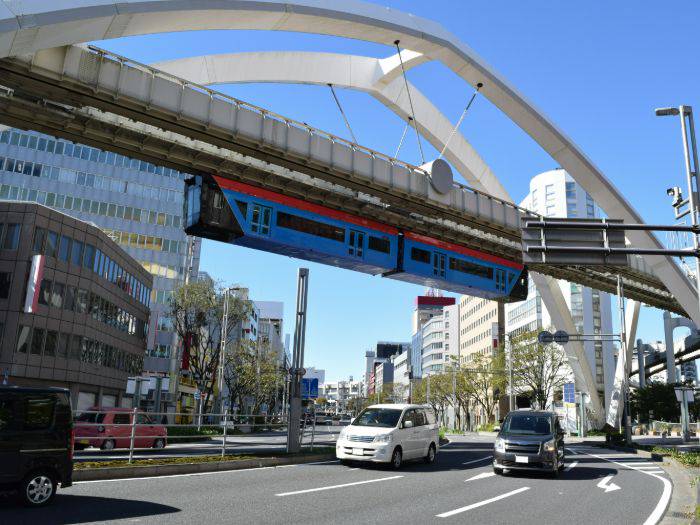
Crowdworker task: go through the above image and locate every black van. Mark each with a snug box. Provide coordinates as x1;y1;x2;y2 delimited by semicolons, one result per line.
493;409;565;476
0;386;73;506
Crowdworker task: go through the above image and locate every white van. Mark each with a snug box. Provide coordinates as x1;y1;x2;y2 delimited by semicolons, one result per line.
335;404;439;468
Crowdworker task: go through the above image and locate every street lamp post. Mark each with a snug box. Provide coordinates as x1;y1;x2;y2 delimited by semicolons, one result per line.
657;105;700;443
656;105;700;323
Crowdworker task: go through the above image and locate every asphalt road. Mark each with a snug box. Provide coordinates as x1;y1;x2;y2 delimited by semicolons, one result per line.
73;427;339;461
1;435;672;524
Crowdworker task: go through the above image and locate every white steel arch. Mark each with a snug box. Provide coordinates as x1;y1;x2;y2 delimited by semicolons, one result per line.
152;50;615;423
0;0;694;325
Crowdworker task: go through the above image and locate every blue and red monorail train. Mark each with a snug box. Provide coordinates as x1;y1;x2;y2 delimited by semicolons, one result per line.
184;175;527;302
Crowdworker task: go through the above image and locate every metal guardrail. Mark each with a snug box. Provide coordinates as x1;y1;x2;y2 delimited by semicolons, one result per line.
85;45;537;223
73;409;322;464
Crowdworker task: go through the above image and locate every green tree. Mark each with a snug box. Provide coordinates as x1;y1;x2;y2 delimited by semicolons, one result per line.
170;279;253;414
509;330;569;410
461;351;506;425
630;381;680;423
223;338;284;414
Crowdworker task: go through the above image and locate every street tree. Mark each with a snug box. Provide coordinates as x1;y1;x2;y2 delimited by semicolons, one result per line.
222;338;285;415
630;381;680;423
509;330;570;410
461;351;506;425
170;279;253;415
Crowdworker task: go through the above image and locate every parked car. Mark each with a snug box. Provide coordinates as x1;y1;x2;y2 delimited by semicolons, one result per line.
335;404;439;468
0;385;73;506
493;409;565;476
338;415;353;426
74;407;167;450
315;413;333;426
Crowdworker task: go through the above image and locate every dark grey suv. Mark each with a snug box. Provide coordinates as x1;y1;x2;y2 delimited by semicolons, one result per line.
493;410;565;476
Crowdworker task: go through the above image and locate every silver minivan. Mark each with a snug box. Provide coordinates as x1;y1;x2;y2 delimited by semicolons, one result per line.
335;404;439;468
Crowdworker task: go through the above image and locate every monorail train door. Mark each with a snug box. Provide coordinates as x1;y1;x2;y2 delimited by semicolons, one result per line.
348;230;365;258
433;252;446;278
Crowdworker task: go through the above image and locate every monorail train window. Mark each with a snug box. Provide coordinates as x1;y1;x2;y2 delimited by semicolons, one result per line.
276;211;345;242
251;204;272;235
213;192;224;210
411;247;431;264
368;236;390;254
236;200;248;217
449;257;493;280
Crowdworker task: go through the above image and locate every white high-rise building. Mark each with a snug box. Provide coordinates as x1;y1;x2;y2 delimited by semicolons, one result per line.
506;169;615;406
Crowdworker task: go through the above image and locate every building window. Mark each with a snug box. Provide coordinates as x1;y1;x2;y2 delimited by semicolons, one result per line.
44;330;57;357
16;325;30;353
2;224;19;250
30;328;45;355
38;279;52;306
51;282;64;308
0;272;10;299
71;241;83;266
45;231;58;258
58;235;71;262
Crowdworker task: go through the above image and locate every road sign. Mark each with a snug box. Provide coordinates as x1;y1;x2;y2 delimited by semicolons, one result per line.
521;217;628;266
301;378;319;399
538;331;554;344
563;383;575;404
553;330;570;344
194;389;201;401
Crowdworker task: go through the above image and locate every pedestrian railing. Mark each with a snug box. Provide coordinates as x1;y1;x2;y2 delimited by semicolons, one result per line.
73;409;327;464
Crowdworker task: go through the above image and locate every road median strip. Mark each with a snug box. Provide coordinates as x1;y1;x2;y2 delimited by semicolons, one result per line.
73;450;337;482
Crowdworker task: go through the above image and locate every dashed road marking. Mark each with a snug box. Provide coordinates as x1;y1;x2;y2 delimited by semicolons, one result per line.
436;487;531;518
275;475;403;497
462;455;493;466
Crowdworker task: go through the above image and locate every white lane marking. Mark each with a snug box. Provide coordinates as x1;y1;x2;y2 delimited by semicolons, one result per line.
462;455;493;466
275;475;403;497
578;450;672;525
621;462;656;466
436;487;530;518
597;475;621;493
564;461;578;471
465;472;496;482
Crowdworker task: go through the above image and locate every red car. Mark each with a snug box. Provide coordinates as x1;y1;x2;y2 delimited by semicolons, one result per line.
74;407;167;450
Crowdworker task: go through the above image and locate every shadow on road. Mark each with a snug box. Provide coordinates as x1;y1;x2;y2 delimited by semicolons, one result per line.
0;494;180;524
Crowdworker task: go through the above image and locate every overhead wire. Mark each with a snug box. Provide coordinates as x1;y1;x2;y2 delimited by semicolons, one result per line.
394;116;412;158
394;40;425;165
328;83;358;144
439;82;484;159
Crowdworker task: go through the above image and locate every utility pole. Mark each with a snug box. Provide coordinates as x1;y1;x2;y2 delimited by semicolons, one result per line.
286;268;309;453
217;287;231;416
617;275;632;445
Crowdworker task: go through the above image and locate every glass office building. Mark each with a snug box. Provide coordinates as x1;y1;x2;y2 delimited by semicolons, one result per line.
0;127;202;396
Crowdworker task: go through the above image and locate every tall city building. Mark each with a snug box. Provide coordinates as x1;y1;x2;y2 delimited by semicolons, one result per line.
255;301;287;365
506;169;615;406
458;296;503;365
0;128;202;408
411;295;456;378
0;202;152;409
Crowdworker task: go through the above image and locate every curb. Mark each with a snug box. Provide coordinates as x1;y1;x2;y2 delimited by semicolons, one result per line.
73;453;337;481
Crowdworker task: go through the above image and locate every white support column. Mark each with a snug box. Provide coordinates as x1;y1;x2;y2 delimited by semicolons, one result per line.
531;272;604;427
606;300;640;428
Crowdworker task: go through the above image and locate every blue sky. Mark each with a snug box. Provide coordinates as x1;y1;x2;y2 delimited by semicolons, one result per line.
94;1;700;382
